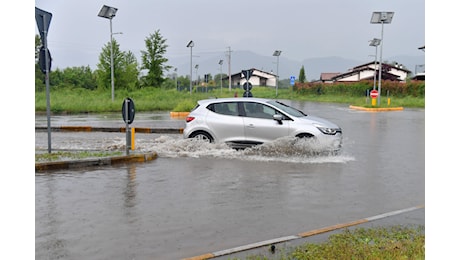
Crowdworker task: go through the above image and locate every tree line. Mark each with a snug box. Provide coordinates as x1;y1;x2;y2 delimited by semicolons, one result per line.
35;29;233;92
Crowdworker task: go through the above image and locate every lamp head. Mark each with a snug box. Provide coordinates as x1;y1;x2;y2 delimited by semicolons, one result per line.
370;12;394;24
98;5;118;19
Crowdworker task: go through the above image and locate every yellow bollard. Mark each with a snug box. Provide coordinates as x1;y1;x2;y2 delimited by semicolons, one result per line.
371;97;376;107
387;98;391;106
131;127;135;150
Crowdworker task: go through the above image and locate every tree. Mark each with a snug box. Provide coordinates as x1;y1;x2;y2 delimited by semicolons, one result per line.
35;35;45;91
35;35;41;63
119;51;140;91
61;66;97;90
140;30;172;87
95;39;140;92
298;65;307;83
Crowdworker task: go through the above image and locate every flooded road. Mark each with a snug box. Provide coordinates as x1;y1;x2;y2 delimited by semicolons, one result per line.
35;102;425;259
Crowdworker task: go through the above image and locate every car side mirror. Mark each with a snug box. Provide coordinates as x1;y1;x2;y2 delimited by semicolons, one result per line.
273;114;283;124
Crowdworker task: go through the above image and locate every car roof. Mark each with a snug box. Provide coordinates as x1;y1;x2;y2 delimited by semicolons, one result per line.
197;97;272;105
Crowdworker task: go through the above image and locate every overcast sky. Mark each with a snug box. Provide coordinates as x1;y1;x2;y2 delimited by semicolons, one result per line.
34;0;425;72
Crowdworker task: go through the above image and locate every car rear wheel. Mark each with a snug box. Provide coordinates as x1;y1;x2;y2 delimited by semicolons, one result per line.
189;131;214;143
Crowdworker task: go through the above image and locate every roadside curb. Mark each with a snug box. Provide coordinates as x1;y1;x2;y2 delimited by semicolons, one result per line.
349;105;404;111
170;111;190;118
35;126;183;133
35;152;158;172
183;205;425;260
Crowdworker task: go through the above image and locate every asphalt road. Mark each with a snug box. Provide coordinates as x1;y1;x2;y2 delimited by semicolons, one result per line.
35;102;425;259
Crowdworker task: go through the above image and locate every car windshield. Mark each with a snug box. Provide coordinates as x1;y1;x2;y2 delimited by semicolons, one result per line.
267;100;307;117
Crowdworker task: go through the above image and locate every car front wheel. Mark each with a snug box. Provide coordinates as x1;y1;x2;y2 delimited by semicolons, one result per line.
189;131;214;143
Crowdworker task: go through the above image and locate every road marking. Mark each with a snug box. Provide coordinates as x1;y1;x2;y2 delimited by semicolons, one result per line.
182;205;425;260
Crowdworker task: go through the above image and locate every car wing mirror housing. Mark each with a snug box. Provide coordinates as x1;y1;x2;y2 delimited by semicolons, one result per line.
273;114;283;124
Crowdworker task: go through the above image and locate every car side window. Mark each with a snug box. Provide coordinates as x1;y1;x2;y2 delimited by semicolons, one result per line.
213;102;238;116
243;102;275;119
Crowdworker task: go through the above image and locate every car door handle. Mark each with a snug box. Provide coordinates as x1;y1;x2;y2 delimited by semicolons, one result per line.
247;124;255;128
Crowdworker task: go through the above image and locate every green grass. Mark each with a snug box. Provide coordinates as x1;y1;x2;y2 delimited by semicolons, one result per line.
35;86;424;114
231;225;425;260
35;151;123;162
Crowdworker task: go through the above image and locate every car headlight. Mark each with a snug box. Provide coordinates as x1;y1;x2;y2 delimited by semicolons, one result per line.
314;124;340;135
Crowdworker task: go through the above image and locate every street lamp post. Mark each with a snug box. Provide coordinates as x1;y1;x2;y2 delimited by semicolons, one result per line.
98;5;118;102
218;59;223;93
273;50;282;97
371;11;394;105
174;68;178;91
195;64;199;88
186;40;194;95
369;38;381;92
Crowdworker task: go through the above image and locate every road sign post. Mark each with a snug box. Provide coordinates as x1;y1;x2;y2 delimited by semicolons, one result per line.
370;89;379;106
242;70;253;97
290;76;295;86
122;98;135;154
36;7;53;153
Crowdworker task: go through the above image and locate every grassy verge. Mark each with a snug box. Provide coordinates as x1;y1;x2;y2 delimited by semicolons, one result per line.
233;225;425;260
35;86;424;114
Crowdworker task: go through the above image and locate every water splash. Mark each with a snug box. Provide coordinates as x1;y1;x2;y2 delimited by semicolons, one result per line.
136;135;355;164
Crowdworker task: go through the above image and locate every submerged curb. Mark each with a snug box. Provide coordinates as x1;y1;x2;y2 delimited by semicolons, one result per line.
35;152;158;172
349;105;404;111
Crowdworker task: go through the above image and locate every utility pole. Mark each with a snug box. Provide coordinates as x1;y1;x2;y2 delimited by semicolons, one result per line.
227;47;232;91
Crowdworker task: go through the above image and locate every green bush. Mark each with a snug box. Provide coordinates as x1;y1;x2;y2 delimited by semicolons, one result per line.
294;80;425;98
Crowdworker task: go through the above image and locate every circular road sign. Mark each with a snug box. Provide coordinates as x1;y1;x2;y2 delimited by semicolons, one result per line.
370;90;379;98
243;82;252;91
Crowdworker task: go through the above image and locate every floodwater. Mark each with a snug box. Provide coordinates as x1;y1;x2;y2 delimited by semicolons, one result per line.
35;101;425;259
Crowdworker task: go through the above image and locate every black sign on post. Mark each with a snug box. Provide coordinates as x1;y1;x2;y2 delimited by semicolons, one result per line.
35;7;52;41
242;70;253;97
243;82;252;91
122;98;135;155
38;46;52;74
243;91;253;97
122;98;135;124
242;69;253;80
35;7;53;73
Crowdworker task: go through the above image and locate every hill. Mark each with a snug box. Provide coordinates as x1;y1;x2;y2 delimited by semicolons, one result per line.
167;50;425;82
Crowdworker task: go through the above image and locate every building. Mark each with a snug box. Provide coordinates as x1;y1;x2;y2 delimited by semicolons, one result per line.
223;68;277;87
327;62;410;83
320;73;341;83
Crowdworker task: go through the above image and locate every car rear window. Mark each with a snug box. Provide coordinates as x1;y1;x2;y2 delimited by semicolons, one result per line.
207;102;239;116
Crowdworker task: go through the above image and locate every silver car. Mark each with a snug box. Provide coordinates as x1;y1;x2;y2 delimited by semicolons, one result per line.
183;97;342;151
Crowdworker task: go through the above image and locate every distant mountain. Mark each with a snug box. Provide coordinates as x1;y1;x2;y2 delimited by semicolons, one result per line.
300;56;363;81
167;50;424;82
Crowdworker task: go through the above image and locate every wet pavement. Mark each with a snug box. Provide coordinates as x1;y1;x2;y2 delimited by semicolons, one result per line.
35;102;425;259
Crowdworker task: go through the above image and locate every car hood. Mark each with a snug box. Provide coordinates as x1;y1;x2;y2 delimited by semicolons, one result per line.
298;115;341;129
